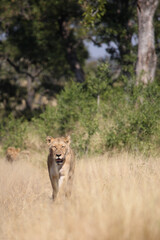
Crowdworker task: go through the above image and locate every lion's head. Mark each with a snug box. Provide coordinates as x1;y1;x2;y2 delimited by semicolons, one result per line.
46;136;71;165
6;147;21;162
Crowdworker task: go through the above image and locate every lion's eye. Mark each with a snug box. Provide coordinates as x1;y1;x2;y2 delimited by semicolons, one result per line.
62;146;65;148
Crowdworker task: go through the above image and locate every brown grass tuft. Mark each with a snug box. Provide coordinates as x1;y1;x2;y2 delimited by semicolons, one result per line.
1;152;160;240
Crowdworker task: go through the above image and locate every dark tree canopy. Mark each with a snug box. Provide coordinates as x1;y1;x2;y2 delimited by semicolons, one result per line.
0;0;88;80
0;0;88;114
0;0;160;117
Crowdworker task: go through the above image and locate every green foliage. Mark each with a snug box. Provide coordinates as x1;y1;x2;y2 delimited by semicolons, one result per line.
0;0;160;158
105;83;160;152
2;62;160;156
31;66;160;155
32;80;99;154
1;0;160;120
56;82;86;133
80;0;138;78
54;81;98;154
32;106;57;139
0;0;88;116
0;0;86;76
79;0;106;27
0;114;27;151
53;63;112;153
87;62;111;97
56;81;98;134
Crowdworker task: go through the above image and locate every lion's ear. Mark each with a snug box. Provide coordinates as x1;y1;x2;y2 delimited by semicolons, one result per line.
46;136;54;146
65;135;71;145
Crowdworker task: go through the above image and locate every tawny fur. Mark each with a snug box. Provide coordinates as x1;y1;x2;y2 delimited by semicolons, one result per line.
46;136;75;200
6;147;21;162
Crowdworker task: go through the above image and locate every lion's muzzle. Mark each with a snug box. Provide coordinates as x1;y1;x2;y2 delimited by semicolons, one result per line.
56;154;64;165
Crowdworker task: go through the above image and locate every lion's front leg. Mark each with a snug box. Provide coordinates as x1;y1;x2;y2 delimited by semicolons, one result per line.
50;175;59;200
56;175;67;199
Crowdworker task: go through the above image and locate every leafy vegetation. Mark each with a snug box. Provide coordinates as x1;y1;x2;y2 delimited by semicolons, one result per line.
105;84;160;152
0;0;160;156
1;63;159;156
0;114;27;151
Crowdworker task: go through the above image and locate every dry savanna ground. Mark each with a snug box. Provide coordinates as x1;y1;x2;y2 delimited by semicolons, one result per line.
1;151;160;240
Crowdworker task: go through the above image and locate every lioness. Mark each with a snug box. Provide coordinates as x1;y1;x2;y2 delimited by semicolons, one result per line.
6;147;21;162
46;135;75;200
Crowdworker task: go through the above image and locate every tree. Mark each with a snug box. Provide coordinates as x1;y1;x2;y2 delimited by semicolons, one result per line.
80;0;138;79
97;1;137;65
81;0;160;84
154;3;160;79
0;0;88;113
136;0;159;84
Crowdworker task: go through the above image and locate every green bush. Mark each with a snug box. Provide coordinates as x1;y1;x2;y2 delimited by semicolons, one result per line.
86;62;111;107
56;82;90;133
8;63;160;156
32;80;99;154
32;106;57;138
105;83;160;152
0;114;27;151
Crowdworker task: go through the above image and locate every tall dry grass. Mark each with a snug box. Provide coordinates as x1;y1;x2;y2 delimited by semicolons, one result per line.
1;152;160;240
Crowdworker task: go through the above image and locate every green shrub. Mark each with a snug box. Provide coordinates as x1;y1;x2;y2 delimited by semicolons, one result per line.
32;80;99;154
0;114;27;151
56;81;99;153
32;106;57;138
56;82;89;133
105;83;160;152
86;62;111;107
31;68;160;156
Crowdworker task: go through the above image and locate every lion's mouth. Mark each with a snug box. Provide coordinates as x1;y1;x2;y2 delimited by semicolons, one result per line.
56;157;64;165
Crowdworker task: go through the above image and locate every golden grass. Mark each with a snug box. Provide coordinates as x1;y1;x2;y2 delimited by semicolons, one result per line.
1;152;160;240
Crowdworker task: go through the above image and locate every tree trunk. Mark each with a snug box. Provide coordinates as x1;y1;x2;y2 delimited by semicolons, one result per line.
26;76;35;111
60;21;85;83
66;45;85;83
136;0;159;84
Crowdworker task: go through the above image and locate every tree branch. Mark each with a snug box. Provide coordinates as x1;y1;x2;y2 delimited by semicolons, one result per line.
88;36;103;47
7;58;34;80
6;58;44;80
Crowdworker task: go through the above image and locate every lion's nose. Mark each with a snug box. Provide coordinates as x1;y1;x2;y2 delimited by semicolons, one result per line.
56;154;61;157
